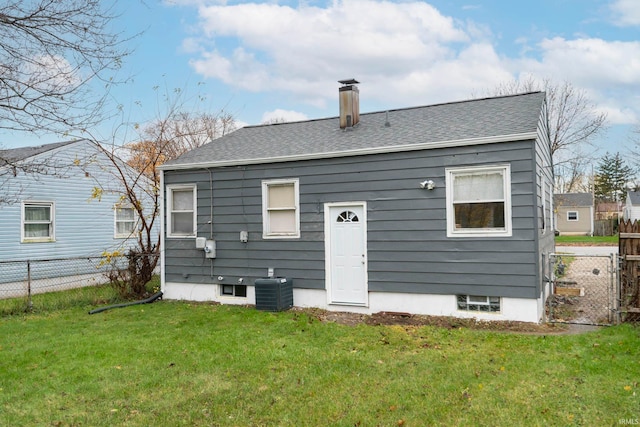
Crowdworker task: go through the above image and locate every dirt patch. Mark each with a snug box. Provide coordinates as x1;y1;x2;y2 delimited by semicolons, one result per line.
294;308;585;334
550;255;614;324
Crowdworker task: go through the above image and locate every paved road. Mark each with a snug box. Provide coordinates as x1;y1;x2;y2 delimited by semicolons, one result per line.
555;246;618;255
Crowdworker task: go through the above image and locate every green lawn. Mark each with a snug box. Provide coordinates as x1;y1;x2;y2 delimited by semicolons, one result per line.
555;235;619;245
1;302;638;426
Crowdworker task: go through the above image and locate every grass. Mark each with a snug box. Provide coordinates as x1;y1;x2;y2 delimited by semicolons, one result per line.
1;302;639;426
555;235;618;245
0;276;160;317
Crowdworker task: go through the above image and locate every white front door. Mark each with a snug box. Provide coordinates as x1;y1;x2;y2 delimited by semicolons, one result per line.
326;203;367;305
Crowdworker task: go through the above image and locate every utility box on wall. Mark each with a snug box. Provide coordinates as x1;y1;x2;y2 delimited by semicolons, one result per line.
254;278;293;312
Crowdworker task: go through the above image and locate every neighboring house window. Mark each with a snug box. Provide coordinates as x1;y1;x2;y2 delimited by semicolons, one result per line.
262;179;300;238
167;185;197;237
22;201;54;242
114;205;136;238
446;165;512;237
221;284;247;297
567;211;578;221
457;295;500;312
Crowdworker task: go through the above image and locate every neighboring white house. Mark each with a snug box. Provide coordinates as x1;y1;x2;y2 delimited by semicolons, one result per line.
0;140;158;295
624;191;640;222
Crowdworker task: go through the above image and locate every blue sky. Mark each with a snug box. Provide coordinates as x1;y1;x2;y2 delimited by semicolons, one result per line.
3;0;639;154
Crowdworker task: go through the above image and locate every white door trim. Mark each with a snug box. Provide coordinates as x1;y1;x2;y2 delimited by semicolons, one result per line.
324;201;368;306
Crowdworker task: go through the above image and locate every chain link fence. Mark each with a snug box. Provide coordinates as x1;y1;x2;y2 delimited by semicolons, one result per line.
0;253;159;314
547;253;618;325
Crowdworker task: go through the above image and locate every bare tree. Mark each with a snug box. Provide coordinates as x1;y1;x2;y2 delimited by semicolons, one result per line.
0;0;133;136
89;142;160;297
554;146;597;193
132;111;236;166
87;85;236;297
482;77;608;191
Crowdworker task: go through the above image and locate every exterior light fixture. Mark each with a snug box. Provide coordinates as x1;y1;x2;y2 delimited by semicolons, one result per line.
420;180;435;190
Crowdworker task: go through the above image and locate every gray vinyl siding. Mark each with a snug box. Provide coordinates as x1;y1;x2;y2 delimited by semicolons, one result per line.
534;99;555;294
0;140;155;261
164;138;543;299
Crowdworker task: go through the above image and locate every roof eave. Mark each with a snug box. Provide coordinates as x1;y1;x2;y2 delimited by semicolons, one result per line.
159;131;538;171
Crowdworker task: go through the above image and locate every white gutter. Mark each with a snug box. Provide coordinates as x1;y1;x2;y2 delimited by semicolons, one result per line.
159;169;166;295
159;132;538;171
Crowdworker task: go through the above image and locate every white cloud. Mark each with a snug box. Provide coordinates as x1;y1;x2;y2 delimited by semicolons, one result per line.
25;54;82;92
524;37;640;85
182;0;640;128
188;0;473;104
191;47;270;91
597;104;637;125
610;0;640;26
511;37;640;125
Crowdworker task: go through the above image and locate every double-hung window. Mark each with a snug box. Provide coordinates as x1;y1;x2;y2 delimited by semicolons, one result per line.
167;185;196;237
114;205;136;238
262;179;300;238
446;165;512;237
567;211;578;221
22;201;55;242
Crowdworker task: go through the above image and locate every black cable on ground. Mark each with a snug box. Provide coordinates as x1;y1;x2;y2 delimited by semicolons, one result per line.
88;291;163;314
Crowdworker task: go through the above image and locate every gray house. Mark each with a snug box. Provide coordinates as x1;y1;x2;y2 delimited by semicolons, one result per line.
554;193;594;236
160;83;554;323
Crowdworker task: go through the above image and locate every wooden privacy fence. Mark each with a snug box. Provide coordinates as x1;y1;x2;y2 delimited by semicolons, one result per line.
619;219;640;319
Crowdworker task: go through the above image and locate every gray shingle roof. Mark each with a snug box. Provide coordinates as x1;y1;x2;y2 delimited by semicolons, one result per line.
554;193;594;207
627;191;640;206
162;91;546;169
0;140;76;165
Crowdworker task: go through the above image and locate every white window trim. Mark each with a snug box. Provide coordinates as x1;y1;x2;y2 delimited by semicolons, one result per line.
567;211;579;221
445;164;512;238
262;178;300;239
21;201;55;243
167;184;197;238
114;204;138;239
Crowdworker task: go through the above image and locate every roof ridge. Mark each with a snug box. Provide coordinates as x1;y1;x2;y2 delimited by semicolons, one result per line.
244;91;545;129
0;139;85;162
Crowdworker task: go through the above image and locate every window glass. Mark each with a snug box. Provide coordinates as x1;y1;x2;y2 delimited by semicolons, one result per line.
172;189;193;210
171;213;193;234
263;180;299;238
269;210;297;233
115;206;135;237
25;205;50;222
452;171;504;202
168;186;196;237
25;224;50;238
457;295;501;312
453;202;505;229
337;211;359;222
222;285;247;297
268;185;295;208
447;166;511;237
23;202;54;240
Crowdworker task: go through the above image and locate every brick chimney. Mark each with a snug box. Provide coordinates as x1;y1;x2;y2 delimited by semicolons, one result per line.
338;79;360;129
